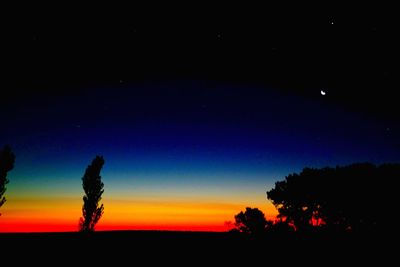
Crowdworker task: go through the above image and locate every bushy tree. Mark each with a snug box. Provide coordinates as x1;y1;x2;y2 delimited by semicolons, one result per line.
267;163;399;232
79;156;105;232
234;207;268;235
0;145;15;215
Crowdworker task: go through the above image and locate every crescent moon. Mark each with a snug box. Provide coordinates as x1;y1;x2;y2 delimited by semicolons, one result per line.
321;90;326;96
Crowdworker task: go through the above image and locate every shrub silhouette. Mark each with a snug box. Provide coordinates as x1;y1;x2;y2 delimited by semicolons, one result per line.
267;163;399;232
79;156;105;232
0;145;15;215
234;207;268;235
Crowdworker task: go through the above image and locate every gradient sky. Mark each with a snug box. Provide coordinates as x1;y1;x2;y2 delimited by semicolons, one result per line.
0;81;399;232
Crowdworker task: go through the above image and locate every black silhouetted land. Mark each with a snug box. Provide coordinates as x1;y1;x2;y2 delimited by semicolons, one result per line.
79;156;105;232
0;230;391;264
0;145;15;215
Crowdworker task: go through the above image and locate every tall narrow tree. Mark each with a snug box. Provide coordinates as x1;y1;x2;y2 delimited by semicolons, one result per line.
0;145;15;215
79;156;105;232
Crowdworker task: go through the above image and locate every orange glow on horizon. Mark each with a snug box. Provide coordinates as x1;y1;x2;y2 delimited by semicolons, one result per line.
0;194;278;233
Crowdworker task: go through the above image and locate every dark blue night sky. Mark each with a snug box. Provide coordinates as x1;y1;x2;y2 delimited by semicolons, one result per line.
2;81;398;182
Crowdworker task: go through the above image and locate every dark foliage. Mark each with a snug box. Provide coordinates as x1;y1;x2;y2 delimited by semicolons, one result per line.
268;220;295;235
79;156;105;232
267;163;399;232
0;145;15;215
234;207;269;235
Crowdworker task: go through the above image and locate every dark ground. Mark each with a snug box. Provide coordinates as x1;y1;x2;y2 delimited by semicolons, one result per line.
0;231;392;265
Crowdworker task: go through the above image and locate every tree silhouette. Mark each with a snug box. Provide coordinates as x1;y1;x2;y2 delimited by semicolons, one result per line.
79;156;105;232
234;207;268;235
267;163;400;232
268;220;295;234
0;145;15;215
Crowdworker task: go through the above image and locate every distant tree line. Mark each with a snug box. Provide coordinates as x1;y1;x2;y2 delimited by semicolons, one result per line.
233;163;399;235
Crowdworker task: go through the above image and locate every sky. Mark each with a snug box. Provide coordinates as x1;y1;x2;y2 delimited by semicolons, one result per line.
1;6;399;232
1;81;398;232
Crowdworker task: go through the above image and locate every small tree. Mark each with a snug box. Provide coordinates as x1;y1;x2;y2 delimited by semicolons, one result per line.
79;156;105;232
234;207;268;235
0;145;15;215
